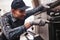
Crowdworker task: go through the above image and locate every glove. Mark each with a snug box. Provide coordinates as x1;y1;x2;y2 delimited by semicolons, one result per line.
31;19;49;26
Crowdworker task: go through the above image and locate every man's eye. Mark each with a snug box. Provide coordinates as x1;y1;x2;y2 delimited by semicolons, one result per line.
20;10;25;12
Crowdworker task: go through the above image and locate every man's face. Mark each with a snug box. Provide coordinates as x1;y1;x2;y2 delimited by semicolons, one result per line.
12;9;26;20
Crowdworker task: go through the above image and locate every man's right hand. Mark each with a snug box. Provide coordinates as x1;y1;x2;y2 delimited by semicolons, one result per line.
24;22;32;29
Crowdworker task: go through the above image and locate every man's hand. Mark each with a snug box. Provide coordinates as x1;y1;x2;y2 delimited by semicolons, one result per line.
24;22;31;29
39;19;49;26
31;19;49;26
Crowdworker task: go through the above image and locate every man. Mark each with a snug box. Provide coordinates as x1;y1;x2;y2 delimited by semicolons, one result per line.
0;0;48;40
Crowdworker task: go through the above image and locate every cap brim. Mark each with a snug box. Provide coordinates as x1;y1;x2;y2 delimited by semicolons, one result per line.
19;6;30;10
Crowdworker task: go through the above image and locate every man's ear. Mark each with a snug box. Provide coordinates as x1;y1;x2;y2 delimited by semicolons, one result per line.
11;9;16;17
11;9;15;14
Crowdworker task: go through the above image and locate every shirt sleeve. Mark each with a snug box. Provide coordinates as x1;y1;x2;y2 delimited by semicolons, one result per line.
0;17;27;40
25;5;45;18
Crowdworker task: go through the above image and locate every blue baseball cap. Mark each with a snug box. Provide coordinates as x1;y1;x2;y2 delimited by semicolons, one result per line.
11;0;30;10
